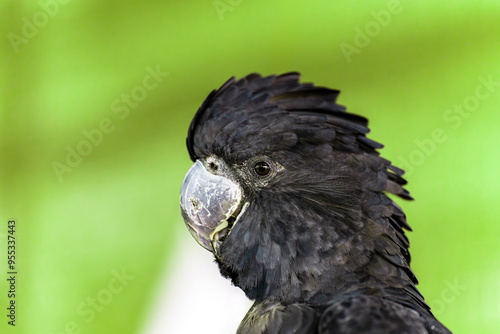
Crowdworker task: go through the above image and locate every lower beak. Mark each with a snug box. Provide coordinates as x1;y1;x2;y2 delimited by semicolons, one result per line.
180;160;243;252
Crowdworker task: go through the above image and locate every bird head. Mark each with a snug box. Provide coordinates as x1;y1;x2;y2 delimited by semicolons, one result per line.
180;73;415;303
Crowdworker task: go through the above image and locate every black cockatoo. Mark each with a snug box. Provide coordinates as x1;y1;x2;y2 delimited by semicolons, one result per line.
179;72;451;334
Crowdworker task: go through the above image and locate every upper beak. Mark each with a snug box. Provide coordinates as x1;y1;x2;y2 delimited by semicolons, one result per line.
180;160;243;252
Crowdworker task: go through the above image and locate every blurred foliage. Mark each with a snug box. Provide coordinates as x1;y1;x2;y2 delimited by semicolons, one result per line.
1;0;499;333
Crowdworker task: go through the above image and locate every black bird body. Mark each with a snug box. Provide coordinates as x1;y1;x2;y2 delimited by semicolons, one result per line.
180;73;452;333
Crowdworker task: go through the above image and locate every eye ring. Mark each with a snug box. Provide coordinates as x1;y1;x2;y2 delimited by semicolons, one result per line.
248;156;277;180
253;161;271;177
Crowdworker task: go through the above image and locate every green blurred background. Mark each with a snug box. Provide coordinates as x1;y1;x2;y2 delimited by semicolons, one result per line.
1;0;499;333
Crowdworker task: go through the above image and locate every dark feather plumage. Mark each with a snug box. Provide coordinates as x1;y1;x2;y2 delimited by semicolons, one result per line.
185;73;451;333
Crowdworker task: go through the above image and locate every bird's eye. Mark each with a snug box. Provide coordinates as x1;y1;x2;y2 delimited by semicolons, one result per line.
253;161;271;177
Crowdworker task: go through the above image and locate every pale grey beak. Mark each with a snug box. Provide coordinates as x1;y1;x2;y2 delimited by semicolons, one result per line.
180;160;243;251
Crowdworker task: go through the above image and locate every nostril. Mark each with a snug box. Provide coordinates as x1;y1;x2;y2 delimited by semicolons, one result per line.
209;161;218;171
